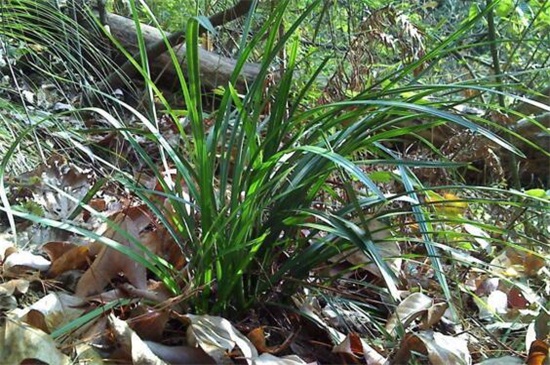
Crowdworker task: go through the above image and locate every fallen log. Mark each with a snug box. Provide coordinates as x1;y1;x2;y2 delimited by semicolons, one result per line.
507;87;550;186
85;4;260;105
105;13;260;90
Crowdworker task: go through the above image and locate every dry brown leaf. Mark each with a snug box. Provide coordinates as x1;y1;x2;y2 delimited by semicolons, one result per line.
332;334;386;365
42;241;78;262
0;319;70;364
83;198;108;222
47;245;91;278
247;326;296;355
129;306;170;342
386;292;433;335
75;215;147;297
329;218;401;278
9;293;85;334
108;314;167;364
122;205;156;233
332;333;364;364
416;331;470;365
527;339;549;365
419;302;448;330
144;341;216;364
392;333;426;364
140;228;186;270
0;279;30;296
248;326;270;353
26;309;50;333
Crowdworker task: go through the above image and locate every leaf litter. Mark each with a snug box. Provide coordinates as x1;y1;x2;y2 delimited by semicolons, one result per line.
0;129;548;364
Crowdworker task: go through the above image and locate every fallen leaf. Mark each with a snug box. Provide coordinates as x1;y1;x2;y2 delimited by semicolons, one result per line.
9;292;85;333
0;232;15;262
419;302;448;330
416;331;471;365
247;326;297;355
75;215;147;297
253;353;309;364
394;331;471;364
475;356;524;364
0;279;30;296
42;241;78;262
527;339;549;365
332;333;368;363
129;306;170;342
475;290;508;320
186;314;258;363
144;341;216;364
507;287;530;309
73;343;104;364
47;245;91;278
108;314;167;365
248;326;271;353
386;292;433;334
3;251;51;272
0;318;70;364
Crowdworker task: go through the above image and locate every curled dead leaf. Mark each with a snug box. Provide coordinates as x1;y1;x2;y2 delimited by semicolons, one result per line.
47;245;91;278
527;339;549;365
247;326;297;355
75;215;147;297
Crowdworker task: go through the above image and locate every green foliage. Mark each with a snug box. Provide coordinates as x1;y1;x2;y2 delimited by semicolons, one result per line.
0;0;549;360
88;0;536;317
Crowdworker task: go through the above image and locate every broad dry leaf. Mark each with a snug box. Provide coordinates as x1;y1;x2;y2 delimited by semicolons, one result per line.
463;223;492;253
248;326;270;353
9;292;85;333
0;279;30;296
332;333;386;365
3;251;51;272
475;356;524;364
42;241;78;262
252;353;308;364
247;326;296;355
332;332;363;362
47;245;90;278
392;333;427;364
76;215;147;297
140;227;186;269
293;295;346;345
108;314;167;365
188;314;310;364
419;302;448;330
73;343;104;364
186;314;258;364
475;290;508;320
527;339;549;365
28;154;91;220
0;232;15;262
26;309;50;333
129;306;170;342
526;311;550;354
415;330;471;365
507;287;530;309
386;292;433;334
0;318;70;364
144;341;216;364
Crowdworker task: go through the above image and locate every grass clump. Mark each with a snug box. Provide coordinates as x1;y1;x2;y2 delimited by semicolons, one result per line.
0;0;549;362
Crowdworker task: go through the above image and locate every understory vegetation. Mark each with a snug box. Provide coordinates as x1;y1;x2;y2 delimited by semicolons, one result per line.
0;0;549;363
